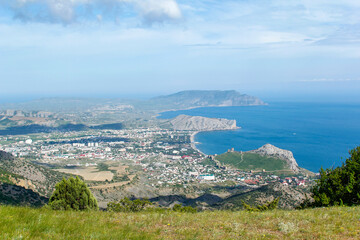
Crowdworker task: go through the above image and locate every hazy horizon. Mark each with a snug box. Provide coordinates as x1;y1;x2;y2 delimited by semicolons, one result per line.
1;90;360;106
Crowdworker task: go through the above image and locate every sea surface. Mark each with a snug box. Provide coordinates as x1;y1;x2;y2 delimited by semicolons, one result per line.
158;102;360;172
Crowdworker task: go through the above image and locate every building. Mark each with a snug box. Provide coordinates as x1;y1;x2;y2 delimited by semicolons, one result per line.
198;174;215;181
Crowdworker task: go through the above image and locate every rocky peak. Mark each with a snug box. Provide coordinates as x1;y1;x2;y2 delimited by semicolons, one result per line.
249;144;300;172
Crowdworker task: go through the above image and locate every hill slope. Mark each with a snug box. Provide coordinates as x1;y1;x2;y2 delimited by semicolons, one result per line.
0;183;48;206
170;115;238;131
248;144;300;172
0;151;72;197
215;182;309;210
215;144;301;173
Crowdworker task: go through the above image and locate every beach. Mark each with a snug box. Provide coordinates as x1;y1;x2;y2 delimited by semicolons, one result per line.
190;131;207;156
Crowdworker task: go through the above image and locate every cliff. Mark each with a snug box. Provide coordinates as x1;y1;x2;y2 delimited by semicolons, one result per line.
248;144;300;173
170;115;238;131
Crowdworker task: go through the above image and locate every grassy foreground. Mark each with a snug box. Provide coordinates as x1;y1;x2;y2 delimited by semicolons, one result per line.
1;206;360;239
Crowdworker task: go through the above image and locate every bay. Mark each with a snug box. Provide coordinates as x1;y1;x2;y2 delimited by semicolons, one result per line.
158;102;360;172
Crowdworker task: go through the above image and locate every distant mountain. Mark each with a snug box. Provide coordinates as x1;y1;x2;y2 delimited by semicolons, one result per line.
0;98;130;113
170;115;238;131
148;90;266;110
0;123;124;136
0;90;265;114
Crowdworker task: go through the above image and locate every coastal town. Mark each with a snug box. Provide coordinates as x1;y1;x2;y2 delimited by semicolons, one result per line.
0;127;313;190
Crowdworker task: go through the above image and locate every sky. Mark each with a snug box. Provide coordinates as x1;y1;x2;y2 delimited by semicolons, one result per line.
1;0;360;102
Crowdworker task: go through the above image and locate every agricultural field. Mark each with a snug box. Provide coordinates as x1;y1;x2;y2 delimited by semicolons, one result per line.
57;166;114;182
90;175;135;189
109;165;128;175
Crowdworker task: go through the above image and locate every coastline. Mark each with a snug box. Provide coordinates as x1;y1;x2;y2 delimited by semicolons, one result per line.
189;127;240;156
190;131;206;156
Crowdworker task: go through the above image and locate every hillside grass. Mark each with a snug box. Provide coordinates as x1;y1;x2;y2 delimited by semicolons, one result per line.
216;152;288;172
0;205;359;239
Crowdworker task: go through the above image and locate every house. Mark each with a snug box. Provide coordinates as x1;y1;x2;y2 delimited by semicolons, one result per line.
297;180;306;186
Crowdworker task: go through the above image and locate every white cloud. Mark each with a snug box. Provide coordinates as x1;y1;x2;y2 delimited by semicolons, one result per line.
1;0;360;58
0;0;182;25
135;0;181;25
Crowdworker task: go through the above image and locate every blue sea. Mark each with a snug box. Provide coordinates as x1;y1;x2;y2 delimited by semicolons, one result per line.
158;102;360;172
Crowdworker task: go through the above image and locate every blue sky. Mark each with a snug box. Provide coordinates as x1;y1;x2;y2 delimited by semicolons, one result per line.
1;0;360;101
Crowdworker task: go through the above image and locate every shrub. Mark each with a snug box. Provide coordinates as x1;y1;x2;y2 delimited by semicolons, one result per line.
311;146;360;207
241;198;279;212
107;197;152;212
172;204;197;213
48;176;98;211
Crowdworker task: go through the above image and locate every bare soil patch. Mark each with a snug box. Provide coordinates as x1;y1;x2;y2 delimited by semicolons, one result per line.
57;166;114;181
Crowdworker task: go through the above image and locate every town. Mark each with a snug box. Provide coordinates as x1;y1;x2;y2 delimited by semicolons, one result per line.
0;127;313;192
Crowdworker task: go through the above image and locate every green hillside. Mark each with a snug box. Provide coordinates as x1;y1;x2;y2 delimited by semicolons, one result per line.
216;152;288;172
0;205;359;239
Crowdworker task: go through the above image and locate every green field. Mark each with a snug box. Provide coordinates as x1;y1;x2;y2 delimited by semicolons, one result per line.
216;152;288;172
0;205;359;239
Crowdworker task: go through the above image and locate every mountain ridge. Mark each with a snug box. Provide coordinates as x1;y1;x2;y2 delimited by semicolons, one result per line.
0;90;266;113
149;90;266;111
170;114;238;131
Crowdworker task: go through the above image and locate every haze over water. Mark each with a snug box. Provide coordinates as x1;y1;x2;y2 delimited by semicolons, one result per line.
159;102;360;172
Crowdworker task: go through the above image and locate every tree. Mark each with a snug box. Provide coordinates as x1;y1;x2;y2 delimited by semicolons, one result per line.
48;176;98;211
311;146;360;207
107;197;152;212
172;204;197;213
241;198;279;212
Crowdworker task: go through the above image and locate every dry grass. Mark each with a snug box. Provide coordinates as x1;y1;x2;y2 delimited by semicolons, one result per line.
0;205;360;239
109;165;128;175
90;174;135;189
56;167;114;181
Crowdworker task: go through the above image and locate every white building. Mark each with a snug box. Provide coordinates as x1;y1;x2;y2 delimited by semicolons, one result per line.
198;174;215;181
189;171;199;176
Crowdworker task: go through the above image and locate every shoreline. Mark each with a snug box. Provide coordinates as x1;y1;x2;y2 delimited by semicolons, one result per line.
190;131;207;156
189;127;240;156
